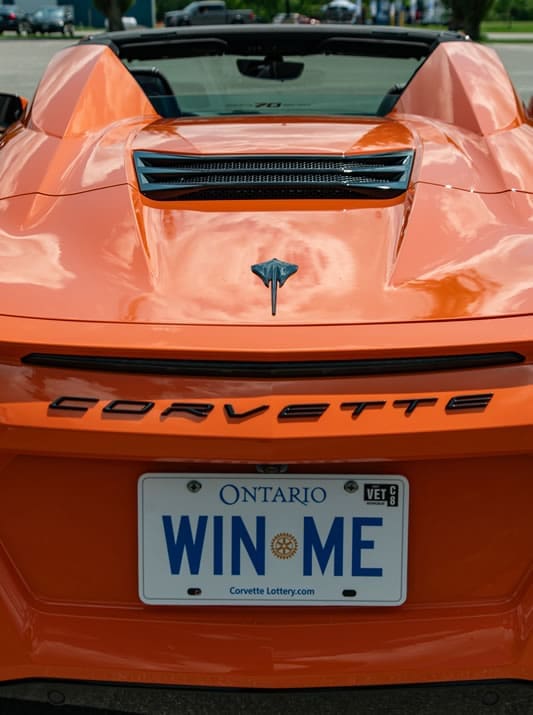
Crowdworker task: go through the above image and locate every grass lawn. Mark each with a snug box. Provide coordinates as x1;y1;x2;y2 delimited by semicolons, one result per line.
481;19;533;32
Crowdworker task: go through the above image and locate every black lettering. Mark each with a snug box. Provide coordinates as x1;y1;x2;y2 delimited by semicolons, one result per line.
224;404;269;419
364;483;399;507
446;393;493;411
393;398;437;415
161;403;214;418
365;484;380;501
341;401;386;417
103;400;154;414
49;396;98;412
278;404;329;420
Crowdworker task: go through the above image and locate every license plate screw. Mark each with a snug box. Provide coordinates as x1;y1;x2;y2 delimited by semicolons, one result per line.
256;464;288;474
344;480;358;493
187;479;202;493
342;589;357;597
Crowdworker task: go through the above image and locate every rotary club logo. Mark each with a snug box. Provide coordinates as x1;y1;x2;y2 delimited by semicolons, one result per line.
271;532;298;560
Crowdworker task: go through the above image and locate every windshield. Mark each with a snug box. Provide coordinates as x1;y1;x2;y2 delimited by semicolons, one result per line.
126;53;422;118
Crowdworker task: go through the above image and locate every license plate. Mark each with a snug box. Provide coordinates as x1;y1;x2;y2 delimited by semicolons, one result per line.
138;474;408;606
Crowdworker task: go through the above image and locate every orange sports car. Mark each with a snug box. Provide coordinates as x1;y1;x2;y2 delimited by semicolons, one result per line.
0;24;531;712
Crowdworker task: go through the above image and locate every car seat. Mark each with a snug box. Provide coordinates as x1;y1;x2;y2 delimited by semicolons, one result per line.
129;67;181;117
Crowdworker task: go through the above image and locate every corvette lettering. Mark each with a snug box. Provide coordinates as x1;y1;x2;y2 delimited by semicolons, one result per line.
49;393;493;418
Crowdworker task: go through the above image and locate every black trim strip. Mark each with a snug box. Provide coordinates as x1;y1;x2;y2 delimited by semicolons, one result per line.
80;25;468;63
21;352;524;378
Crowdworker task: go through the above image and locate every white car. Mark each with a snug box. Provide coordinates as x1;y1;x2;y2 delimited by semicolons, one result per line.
104;16;138;30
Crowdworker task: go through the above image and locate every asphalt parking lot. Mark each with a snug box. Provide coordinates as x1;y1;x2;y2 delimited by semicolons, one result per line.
491;41;533;101
0;33;532;715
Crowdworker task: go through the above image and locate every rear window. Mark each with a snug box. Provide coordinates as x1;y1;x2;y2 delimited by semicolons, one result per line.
126;52;421;118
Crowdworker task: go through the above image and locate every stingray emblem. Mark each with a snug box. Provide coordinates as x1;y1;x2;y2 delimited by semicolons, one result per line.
251;258;299;316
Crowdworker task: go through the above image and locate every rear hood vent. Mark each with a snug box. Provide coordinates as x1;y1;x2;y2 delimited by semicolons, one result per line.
133;150;414;200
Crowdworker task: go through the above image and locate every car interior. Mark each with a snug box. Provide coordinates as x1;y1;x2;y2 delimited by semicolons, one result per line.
129;67;181;116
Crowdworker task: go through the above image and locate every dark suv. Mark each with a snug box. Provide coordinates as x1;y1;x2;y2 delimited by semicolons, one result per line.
20;5;74;36
0;5;23;34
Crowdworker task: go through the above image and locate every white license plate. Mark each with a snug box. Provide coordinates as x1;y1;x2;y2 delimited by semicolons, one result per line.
138;474;408;606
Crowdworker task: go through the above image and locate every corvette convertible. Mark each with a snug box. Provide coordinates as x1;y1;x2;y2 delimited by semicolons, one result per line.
0;24;531;712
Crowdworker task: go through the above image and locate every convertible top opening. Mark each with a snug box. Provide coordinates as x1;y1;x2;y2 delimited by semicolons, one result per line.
80;26;468;119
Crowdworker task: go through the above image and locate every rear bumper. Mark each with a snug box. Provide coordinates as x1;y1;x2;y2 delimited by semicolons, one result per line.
0;321;531;690
1;679;532;714
0;456;531;688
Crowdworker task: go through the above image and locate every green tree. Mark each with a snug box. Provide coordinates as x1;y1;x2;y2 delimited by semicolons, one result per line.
492;0;533;20
93;0;134;30
233;0;282;21
445;0;495;39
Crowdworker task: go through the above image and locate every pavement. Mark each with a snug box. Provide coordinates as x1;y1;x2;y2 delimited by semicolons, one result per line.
485;32;533;40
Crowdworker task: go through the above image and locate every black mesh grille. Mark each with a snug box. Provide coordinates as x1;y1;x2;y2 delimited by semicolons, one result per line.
133;151;414;201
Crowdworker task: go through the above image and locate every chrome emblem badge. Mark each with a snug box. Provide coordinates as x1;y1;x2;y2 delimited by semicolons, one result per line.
251;258;298;316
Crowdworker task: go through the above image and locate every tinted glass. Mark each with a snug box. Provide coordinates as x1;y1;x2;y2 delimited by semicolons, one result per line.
126;53;421;118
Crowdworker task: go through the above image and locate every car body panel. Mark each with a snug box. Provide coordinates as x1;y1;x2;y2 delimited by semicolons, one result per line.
0;186;531;324
393;42;525;135
27;44;157;138
0;45;531;326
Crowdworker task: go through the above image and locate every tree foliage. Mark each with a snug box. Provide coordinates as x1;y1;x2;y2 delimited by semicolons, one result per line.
439;0;493;38
491;0;533;19
93;0;134;30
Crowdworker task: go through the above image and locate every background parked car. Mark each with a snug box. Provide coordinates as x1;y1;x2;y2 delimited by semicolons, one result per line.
164;1;255;27
104;15;138;29
272;12;320;23
20;6;74;36
0;4;24;34
321;0;358;22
